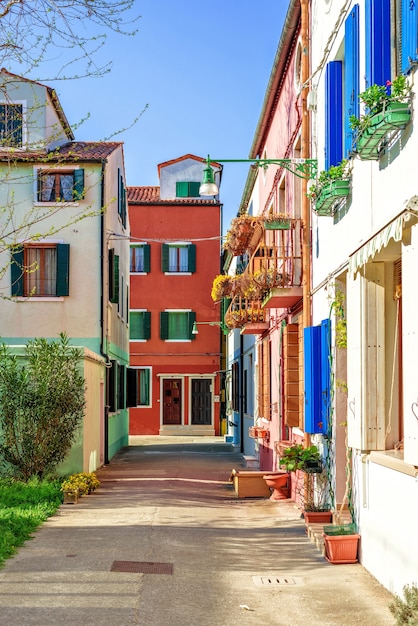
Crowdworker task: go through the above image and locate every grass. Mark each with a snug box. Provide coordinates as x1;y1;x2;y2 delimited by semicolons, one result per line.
0;477;63;567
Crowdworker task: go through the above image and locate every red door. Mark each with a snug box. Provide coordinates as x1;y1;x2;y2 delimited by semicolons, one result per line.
163;379;182;425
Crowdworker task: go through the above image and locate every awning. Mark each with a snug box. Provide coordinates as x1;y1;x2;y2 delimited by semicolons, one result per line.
349;200;418;276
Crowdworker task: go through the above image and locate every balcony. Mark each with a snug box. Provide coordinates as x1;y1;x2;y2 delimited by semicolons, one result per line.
246;218;303;309
224;296;267;333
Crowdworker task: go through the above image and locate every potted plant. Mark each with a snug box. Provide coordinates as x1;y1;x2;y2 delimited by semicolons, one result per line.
349;75;412;160
262;213;292;230
61;472;100;504
223;214;256;256
307;160;350;216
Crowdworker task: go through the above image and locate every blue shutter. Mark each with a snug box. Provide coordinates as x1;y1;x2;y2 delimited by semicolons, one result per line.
365;0;391;87
325;61;343;169
320;319;331;435
304;325;322;434
56;243;70;296
401;0;418;73
304;320;331;434
11;247;24;296
344;5;360;156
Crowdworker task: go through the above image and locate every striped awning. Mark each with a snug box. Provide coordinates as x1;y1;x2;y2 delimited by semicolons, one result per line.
349;201;418;276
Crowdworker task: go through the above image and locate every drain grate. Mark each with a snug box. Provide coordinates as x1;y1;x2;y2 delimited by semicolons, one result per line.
252;575;304;587
111;560;173;575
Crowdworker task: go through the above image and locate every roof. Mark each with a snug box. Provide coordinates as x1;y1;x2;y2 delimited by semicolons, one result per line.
0;141;123;163
0;68;74;141
127;186;220;205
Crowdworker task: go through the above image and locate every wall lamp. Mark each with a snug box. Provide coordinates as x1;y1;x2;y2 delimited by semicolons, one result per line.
192;321;227;335
199;154;317;196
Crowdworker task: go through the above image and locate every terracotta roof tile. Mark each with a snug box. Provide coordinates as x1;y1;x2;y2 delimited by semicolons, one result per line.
127;185;220;205
0;141;123;163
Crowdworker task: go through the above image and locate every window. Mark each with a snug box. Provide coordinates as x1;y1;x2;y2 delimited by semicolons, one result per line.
130;244;150;273
325;61;343;169
176;181;200;198
109;249;119;304
11;243;70;297
161;243;196;273
365;0;391;87
232;362;239;412
0;103;23;147
160;311;196;340
130;311;151;341
127;367;151;407
37;169;85;202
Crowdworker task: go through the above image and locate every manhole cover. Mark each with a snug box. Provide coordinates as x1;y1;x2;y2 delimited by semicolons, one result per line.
111;561;173;575
252;575;304;586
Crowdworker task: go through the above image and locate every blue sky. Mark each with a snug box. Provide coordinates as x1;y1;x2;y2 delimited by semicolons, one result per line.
24;1;289;229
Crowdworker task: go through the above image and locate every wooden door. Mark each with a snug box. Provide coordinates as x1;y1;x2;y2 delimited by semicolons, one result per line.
191;379;212;425
162;379;182;425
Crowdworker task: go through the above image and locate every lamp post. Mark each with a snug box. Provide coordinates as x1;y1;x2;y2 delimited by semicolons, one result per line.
192;321;226;335
199;155;317;197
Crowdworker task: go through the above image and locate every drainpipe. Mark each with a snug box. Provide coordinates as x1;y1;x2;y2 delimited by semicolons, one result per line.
240;333;244;453
99;160;110;464
301;0;312;448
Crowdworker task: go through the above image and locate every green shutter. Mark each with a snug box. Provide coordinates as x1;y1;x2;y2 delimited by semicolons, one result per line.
188;244;196;272
188;311;196;340
73;169;85;200
161;244;169;272
11;247;24;296
108;360;117;412
56;243;70;296
109;248;115;301
176;181;188;197
110;254;119;304
139;369;150;405
144;244;151;273
143;311;151;340
160;312;169;339
189;182;200;197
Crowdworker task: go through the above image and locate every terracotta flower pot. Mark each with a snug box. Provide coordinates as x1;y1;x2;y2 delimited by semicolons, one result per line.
322;533;360;564
303;510;333;525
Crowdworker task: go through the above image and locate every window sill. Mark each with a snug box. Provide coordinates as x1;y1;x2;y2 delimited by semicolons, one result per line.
164;339;192;342
34;201;80;207
14;296;65;302
130;272;147;275
369;450;418;477
164;272;192;276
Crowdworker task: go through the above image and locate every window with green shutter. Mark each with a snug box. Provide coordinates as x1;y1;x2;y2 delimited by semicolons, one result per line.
10;243;70;297
127;367;151;407
37;169;85;202
130;244;150;273
176;181;200;197
161;243;196;273
160;311;196;340
130;311;151;340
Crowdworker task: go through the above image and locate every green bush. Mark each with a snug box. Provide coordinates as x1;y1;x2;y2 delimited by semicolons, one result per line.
390;585;418;625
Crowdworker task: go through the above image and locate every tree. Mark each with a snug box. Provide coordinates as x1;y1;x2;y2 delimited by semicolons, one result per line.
0;0;139;79
0;332;86;479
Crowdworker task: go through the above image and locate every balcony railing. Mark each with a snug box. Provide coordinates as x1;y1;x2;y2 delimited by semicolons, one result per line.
224;296;265;330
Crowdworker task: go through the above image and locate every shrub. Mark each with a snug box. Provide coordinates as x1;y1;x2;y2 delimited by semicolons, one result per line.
389;584;418;625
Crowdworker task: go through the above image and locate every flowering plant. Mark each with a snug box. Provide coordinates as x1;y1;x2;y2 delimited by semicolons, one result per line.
349;75;411;133
61;472;100;496
307;160;349;201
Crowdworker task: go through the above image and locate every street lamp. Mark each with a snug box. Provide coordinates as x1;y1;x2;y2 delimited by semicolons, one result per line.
199;154;317;196
192;321;226;335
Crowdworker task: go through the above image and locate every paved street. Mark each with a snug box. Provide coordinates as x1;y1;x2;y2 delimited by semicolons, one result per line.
0;437;395;625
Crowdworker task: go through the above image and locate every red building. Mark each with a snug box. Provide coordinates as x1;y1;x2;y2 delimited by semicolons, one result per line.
128;155;224;436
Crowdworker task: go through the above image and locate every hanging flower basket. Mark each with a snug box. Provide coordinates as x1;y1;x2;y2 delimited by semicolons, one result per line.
314;180;351;216
354;101;411;160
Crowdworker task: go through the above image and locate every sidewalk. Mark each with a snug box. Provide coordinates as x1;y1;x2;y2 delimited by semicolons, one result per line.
0;437;395;626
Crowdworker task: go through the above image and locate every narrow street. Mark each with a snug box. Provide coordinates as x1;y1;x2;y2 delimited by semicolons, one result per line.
0;438;395;626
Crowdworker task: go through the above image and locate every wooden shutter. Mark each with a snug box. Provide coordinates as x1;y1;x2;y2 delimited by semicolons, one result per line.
325;61;343;169
283;323;300;427
304;320;331;435
258;338;271;420
110;253;119;304
10;247;24;296
56;243;70;296
365;0;391;87
161;244;169;272
401;0;418;73
347;264;385;450
187;244;196;272
160;311;169;339
73;169;85;200
344;5;359;157
143;244;151;273
187;311;196;340
108;359;117;413
126;368;138;408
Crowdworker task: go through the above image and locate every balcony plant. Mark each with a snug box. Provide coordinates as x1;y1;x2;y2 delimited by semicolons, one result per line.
349;75;412;160
262;213;292;230
308;160;350;216
223;214;256;256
